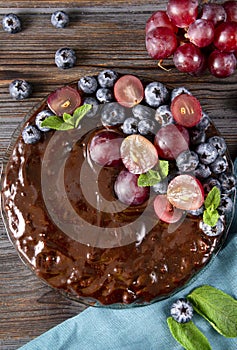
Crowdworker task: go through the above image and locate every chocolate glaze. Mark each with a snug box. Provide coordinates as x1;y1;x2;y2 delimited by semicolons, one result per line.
1;82;230;307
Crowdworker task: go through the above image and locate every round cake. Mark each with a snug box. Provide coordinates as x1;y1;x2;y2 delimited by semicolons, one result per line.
1;70;236;307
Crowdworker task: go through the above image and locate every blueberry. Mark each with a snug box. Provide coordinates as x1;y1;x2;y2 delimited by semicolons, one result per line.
152;179;168;194
83;97;99;118
55;48;76;69
171;87;192;101
51;11;69;28
9;79;32;100
199;218;224;236
22;125;41;144
176;150;199;173
35;110;54;132
203;177;221;194
145;82;169;108
122;117;138;134
208;136;227;156
189;128;206;145
210;155;228;174
195;112;210;131
101;102;126;126
96;88;113;103
97;69;118;88
170;298;193;323
195;143;218;165
138;119;157;135
155;105;174;126
132;104;155;120
194;163;211;179
218;195;234;215
188;205;204;216
2;13;21;34
78;76;98;94
219;172;236;194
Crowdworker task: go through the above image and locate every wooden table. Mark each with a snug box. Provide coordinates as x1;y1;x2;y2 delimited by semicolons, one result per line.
0;1;236;349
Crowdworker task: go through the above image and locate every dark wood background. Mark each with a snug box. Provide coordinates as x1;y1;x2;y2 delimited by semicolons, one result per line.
0;1;236;349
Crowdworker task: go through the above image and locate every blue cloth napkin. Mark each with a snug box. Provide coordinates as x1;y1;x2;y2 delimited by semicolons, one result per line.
19;160;237;350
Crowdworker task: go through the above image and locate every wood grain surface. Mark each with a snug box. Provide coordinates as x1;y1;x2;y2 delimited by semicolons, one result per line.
0;1;236;349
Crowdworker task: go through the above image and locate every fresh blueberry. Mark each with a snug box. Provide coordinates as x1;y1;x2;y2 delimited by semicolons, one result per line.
97;69;118;88
155;105;174;126
78;76;98;94
144;82;169;108
55;48;76;69
152;179;168;194
132;104;155;120
171;87;192;101
9;79;32;100
188;205;204;216
170;298;193;323
22;125;41;144
51;11;69;28
83;97;99;118
35;110;54;132
195;112;210;131
138;119;157;135
194;163;212;179
203;177;221;194
208;136;227;156
96;88;113;103
219;172;236;194
122;117;139;134
210;155;228;174
195;143;218;165
199;218;224;236
218;195;234;215
189;128;206;145
101;102;126;126
2;13;21;34
176;150;199;173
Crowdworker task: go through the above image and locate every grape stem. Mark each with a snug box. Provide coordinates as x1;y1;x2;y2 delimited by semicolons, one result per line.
158;60;171;72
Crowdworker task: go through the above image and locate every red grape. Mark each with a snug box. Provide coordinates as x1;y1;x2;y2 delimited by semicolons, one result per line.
186;19;215;48
47;86;82;116
173;43;204;73
154;124;189;160
120;134;158;174
167;174;204;210
114;75;144;108
146;27;178;60
146;10;178;34
171;93;202;128
153;194;183;224
223;1;237;22
200;3;227;27
89;130;123;167
167;0;198;28
213;21;237;53
114;170;149;206
208;50;237;78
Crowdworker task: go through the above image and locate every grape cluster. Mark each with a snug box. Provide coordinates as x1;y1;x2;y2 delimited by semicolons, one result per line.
145;0;237;78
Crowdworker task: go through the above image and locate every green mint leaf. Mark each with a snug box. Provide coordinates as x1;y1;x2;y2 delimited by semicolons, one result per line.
41;116;73;130
204;186;221;210
73;104;92;128
203;206;219;227
188;285;237;338
167;317;212;350
138;160;169;187
63;113;73;124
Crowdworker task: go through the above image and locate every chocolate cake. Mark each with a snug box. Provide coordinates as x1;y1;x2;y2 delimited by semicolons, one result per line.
1;70;235;306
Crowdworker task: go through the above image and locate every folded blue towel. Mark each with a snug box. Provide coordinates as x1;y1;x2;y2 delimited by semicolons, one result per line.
19;159;237;350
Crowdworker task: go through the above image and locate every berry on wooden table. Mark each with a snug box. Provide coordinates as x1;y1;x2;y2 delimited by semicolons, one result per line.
2;13;21;33
9;79;32;100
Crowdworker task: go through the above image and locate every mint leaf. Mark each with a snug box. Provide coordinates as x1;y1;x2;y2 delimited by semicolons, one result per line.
188;285;237;338
167;317;212;350
204;186;221;210
73;104;92;128
138;160;169;187
40;116;73;130
203;206;219;227
63;113;73;124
